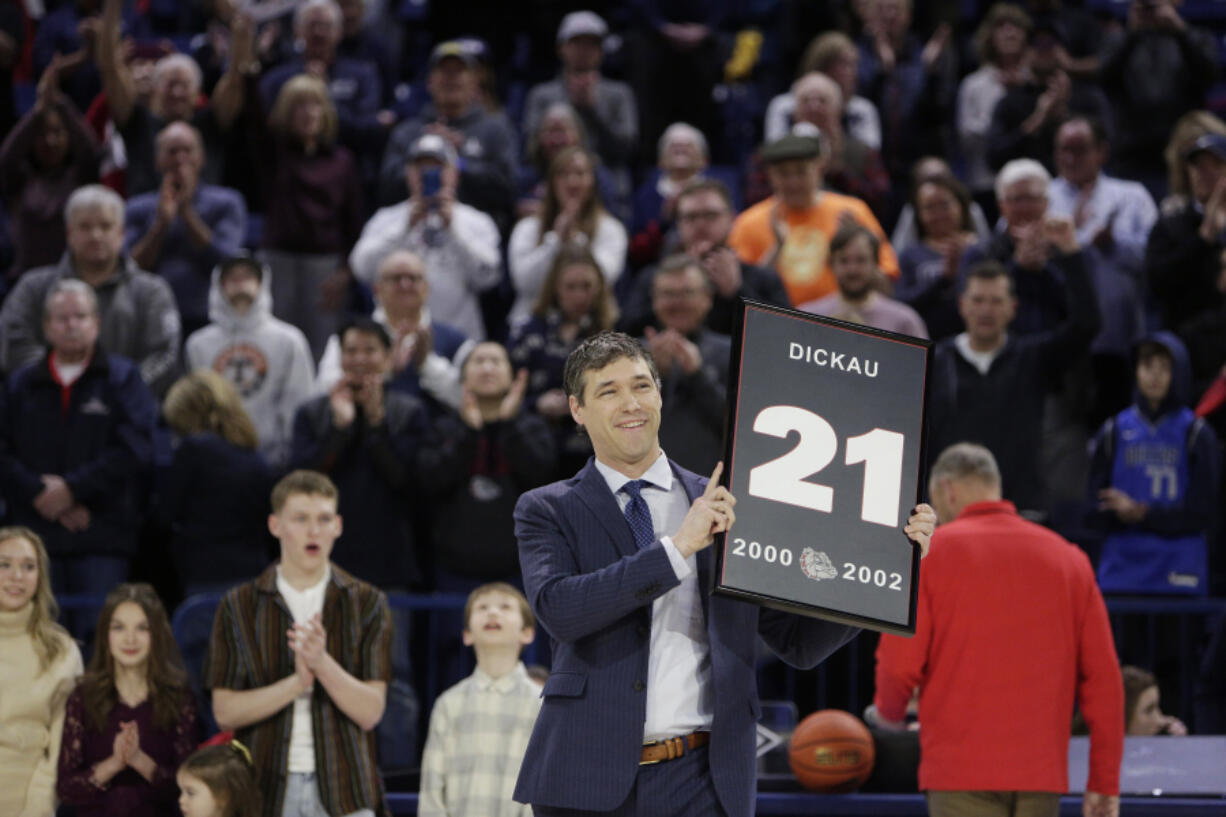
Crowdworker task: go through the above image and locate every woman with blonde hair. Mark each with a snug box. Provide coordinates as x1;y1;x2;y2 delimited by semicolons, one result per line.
508;145;627;324
57;583;200;817
1145;110;1226;330
157;371;272;596
260;74;364;361
0;526;83;817
508;242;616;473
957;3;1032;204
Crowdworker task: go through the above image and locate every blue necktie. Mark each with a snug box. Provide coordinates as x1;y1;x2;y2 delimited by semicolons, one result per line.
621;480;656;551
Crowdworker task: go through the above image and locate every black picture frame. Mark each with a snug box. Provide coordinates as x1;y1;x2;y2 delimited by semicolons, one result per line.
712;298;934;636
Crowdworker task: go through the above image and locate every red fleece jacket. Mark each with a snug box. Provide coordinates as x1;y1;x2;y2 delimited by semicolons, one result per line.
875;500;1124;795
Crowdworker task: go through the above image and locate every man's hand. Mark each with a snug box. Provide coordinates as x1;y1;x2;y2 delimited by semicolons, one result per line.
1098;488;1147;524
536;388;570;419
673;334;702;375
59;505;91;532
1153;1;1186;31
700;246;743;298
34;475;74;521
156;173;181;224
1044;216;1080;255
358;375;385;426
564;68;599;108
436;188;455;229
904;504;937;558
644;326;678;376
329;381;356;429
459;386;484;430
499;369;529;420
289;613;327;671
1083;791;1119;817
672;462;736;558
1011;222;1049;270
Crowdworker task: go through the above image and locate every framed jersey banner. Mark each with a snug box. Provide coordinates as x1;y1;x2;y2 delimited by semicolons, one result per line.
713;299;933;635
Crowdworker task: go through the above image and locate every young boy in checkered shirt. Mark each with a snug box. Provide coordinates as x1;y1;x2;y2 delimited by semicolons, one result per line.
418;583;542;817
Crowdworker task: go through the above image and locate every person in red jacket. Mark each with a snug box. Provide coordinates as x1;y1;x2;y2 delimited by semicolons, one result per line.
872;442;1124;817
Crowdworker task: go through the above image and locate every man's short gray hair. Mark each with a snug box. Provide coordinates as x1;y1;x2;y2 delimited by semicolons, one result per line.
295;0;342;33
153;53;203;95
929;443;1001;490
44;278;99;319
657;122;709;164
995;158;1051;202
65;184;124;226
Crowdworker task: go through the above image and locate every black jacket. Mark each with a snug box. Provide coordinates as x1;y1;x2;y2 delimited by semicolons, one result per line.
421;411;557;580
290;391;431;589
927;259;1099;511
0;349;156;556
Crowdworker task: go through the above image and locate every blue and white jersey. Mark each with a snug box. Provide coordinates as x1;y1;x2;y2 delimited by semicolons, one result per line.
1099;405;1207;595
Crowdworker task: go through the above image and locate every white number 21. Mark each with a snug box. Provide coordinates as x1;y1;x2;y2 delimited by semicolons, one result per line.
747;406;905;527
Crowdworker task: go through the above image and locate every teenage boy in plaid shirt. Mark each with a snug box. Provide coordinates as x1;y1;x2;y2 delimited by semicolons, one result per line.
204;469;393;817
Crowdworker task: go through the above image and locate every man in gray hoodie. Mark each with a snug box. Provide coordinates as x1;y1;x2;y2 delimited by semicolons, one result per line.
185;254;316;466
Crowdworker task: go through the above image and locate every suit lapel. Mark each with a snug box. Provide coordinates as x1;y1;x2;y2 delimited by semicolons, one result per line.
573;458;639;559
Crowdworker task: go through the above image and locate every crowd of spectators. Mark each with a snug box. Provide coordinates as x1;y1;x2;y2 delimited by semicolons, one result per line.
5;0;1226;808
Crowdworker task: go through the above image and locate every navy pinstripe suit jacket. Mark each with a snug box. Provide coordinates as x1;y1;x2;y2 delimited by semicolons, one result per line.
513;457;860;816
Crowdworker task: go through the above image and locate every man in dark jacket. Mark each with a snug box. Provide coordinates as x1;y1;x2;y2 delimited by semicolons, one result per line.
0;278;157;598
927;249;1099;516
640;255;731;476
422;341;557;586
620;178;790;336
289;316;431;591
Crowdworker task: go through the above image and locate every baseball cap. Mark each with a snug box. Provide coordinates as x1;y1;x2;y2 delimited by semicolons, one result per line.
557;11;608;44
409;133;457;165
1185;133;1226;162
761;130;823;164
429;40;476;70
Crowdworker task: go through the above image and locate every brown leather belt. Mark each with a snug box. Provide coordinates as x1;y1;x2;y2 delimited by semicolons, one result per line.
639;731;710;765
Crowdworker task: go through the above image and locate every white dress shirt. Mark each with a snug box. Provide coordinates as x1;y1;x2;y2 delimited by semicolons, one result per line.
594;451;713;742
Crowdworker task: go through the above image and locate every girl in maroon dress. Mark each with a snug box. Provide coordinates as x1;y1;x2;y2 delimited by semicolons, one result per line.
57;583;201;817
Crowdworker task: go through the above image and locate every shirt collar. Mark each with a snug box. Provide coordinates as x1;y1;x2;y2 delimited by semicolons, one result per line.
275;563;332;598
473;661;530;693
593;450;674;497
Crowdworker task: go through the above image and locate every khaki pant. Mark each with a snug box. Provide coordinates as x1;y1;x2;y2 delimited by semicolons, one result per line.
927;790;1061;817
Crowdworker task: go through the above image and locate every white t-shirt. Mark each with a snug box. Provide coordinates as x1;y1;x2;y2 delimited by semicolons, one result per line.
276;565;331;773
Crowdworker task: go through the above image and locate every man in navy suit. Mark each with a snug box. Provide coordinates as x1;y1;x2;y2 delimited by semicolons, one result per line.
513;330;935;816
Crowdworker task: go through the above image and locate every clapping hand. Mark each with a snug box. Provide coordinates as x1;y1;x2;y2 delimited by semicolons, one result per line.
289;613;327;673
499;369;529;420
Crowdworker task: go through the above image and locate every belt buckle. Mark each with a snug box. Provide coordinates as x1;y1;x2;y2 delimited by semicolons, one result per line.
640;738;663;766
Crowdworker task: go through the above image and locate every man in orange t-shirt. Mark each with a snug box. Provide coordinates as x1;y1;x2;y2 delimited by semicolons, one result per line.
728;132;899;307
